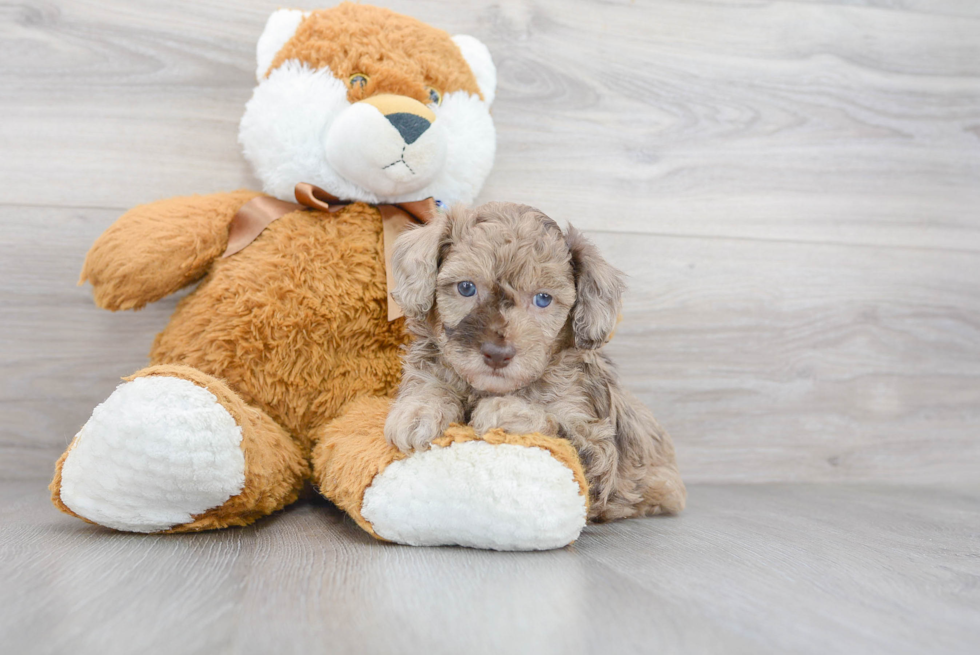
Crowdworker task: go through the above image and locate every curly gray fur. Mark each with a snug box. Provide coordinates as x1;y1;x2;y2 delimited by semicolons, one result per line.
385;202;686;521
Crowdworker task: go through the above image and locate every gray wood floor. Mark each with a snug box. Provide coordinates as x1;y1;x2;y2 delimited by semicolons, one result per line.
2;480;978;655
2;1;980;653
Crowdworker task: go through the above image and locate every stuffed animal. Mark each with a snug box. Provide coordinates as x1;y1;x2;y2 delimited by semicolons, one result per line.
49;3;593;551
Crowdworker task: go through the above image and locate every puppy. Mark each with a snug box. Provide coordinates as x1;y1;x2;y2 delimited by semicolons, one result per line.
385;202;686;521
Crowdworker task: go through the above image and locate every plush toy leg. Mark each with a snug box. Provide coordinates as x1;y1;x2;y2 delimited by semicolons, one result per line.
311;397;590;551
51;365;307;533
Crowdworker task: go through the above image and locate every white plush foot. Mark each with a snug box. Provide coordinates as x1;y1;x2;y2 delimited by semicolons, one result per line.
59;376;246;533
361;441;587;551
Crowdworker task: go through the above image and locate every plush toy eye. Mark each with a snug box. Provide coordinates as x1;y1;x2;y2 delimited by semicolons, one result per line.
457;281;476;297
349;74;369;89
427;87;442;105
534;293;553;308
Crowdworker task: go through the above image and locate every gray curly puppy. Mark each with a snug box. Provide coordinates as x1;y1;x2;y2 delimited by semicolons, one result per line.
385;202;686;521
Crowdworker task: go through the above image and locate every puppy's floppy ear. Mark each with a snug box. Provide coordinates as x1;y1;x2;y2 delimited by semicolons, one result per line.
566;225;626;349
391;211;453;320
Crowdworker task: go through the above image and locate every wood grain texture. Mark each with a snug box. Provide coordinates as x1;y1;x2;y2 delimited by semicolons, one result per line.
1;0;979;484
1;480;978;655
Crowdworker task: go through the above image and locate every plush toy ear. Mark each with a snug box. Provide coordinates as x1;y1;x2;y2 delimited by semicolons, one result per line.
255;9;308;81
566;225;626;349
391;212;453;320
452;35;497;105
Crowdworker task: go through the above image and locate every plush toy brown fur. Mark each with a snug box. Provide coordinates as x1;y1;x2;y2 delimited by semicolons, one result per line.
55;198;408;531
267;4;483;102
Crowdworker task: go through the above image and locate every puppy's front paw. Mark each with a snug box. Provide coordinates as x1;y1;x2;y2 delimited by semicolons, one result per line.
470;396;558;437
385;397;455;452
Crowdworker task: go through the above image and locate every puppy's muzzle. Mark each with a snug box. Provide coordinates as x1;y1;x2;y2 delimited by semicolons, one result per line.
480;340;516;370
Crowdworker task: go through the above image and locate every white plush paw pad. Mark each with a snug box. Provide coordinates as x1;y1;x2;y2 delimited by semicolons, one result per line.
60;376;246;533
361;441;587;551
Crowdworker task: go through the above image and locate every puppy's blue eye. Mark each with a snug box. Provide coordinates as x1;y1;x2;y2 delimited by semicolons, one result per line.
534;293;553;308
457;281;476;297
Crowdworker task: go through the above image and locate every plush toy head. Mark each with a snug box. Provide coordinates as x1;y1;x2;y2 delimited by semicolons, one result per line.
239;3;496;206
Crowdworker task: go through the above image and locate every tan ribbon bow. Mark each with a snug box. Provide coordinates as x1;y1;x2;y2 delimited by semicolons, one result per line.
223;182;438;321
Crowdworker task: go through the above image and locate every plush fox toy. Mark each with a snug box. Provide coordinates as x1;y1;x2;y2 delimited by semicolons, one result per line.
50;3;591;550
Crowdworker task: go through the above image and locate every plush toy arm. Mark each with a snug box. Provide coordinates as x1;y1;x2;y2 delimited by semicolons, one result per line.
80;190;262;311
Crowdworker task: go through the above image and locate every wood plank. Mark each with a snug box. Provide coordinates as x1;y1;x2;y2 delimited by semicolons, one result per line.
2;480;978;655
482;0;980;250
1;0;978;249
592;230;980;484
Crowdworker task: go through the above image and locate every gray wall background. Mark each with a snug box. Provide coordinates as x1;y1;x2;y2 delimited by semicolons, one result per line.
2;0;978;484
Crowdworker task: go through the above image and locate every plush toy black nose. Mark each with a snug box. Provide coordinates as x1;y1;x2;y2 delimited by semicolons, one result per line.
386;112;431;145
480;341;516;370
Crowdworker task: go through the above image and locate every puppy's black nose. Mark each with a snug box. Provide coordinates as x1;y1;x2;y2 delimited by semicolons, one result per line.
480;341;516;370
386;112;431;145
